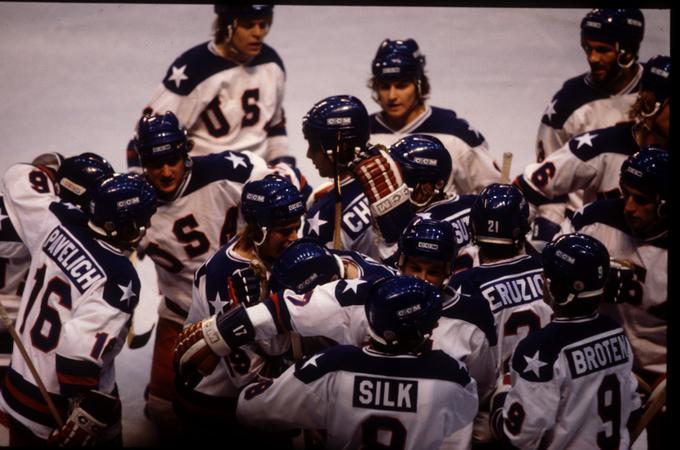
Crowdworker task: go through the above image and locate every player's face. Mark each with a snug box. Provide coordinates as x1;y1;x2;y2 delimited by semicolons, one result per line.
143;154;185;198
411;181;437;207
260;219;301;262
620;183;664;238
376;78;422;127
306;140;335;178
400;255;449;289
231;17;271;60
581;37;620;85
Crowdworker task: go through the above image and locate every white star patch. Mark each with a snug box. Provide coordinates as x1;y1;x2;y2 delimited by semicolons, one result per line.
306;210;328;236
543;99;557;121
117;281;136;307
342;279;365;294
209;292;229;314
168;64;188;89
416;212;432;221
467;123;482;139
523;350;547;377
224;152;247;169
302;353;323;369
574;132;598;149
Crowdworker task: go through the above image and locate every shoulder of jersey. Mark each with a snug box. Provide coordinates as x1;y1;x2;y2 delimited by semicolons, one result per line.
511;314;623;382
442;279;497;346
542;72;608;128
48;203;139;314
184;151;256;194
571;198;629;234
293;345;471;386
424;194;476;217
368;112;390;135
163;42;284;95
567;122;638;161
416;106;486;147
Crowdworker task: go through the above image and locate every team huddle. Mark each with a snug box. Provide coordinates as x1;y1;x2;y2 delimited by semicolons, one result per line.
0;5;668;449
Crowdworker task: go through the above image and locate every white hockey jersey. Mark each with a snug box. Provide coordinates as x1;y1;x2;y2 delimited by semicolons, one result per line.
0;202;138;439
137;41;289;163
501;313;640;450
138;150;296;324
237;344;478;450
564;198;667;376
369;105;500;195
535;66;642;162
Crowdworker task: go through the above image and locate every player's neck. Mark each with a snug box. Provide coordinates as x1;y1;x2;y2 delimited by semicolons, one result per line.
215;42;253;65
608;63;640;95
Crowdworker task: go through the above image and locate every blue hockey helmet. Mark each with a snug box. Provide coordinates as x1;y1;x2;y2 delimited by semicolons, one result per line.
88;173;157;247
470;183;530;247
372;38;425;82
269;238;342;294
214;4;274;20
580;9;644;55
389;134;452;189
241;174;305;229
56;152;115;210
620;147;669;216
134;111;190;168
641;55;671;105
398;218;457;270
365;275;442;351
302;95;370;165
542;233;609;308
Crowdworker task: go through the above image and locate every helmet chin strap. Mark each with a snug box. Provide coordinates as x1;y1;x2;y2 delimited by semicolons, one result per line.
615;43;635;69
253;226;268;247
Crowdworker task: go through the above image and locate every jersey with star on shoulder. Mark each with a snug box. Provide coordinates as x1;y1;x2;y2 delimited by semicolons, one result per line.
535;66;642;162
369;105;500;195
563;198;667;376
0;163;59;323
138;150;298;324
237;344;478;450
303;176;381;260
447;254;553;374
139;41;288;162
0;202;139;439
517;122;640;226
185;236;289;401
502;313;640;450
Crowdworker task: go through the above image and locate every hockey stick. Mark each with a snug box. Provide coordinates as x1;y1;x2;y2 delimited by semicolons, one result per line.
631;377;666;444
332;132;343;250
500;152;513;184
0;300;64;427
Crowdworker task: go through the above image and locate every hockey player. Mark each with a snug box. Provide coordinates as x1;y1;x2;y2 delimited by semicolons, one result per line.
367;38;500;195
302;95;383;259
132;111;303;438
536;9;646;163
0;152;114;384
563;148;668;449
236;275;478;450
490;233;641;450
128;5;294;171
516;54;670;250
354;133;479;271
175;174;305;445
0;173;157;445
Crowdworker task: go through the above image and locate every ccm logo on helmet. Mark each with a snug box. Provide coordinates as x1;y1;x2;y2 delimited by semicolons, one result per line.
625;166;643;178
413;157;438;167
650;67;670;78
117;197;140;209
584;20;602;29
417;242;439;251
152;144;172;153
288;201;303;211
326;117;352;126
397;304;422;317
555;250;576;264
246;193;266;202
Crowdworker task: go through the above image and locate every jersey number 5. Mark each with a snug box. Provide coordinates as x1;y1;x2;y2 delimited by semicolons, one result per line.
201;89;261;137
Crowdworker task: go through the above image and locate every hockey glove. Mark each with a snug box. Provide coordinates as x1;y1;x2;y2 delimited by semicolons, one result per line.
227;267;262;307
173;304;256;388
48;390;120;447
603;259;639;305
489;373;512;442
349;147;413;243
